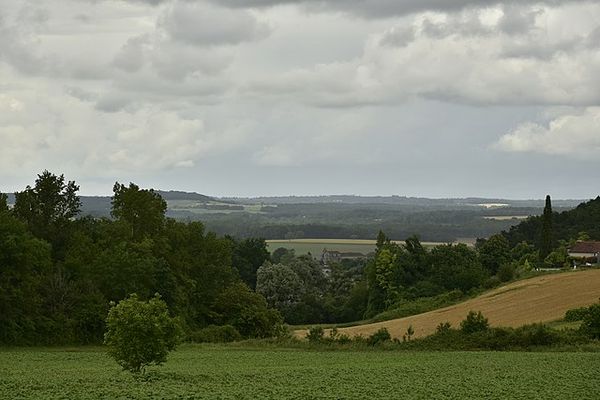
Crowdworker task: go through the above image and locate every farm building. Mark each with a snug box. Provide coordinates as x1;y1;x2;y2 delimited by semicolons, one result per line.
568;241;600;265
320;250;366;265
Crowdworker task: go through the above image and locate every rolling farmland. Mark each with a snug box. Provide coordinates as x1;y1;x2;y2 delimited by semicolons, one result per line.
296;269;600;340
1;346;599;399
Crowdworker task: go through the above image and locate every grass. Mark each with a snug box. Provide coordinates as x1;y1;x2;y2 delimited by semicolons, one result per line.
2;345;600;399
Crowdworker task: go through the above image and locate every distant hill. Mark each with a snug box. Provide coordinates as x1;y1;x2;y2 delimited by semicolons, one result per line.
156;190;215;202
505;196;600;247
223;195;582;208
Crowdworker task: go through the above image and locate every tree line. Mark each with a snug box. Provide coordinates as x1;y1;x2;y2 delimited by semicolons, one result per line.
0;171;283;345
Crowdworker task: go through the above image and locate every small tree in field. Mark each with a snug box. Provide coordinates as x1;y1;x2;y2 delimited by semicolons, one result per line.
460;311;489;334
104;294;179;373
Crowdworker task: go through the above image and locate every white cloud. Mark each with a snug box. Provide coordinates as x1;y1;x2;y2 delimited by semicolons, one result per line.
0;81;240;175
242;4;600;107
495;107;600;157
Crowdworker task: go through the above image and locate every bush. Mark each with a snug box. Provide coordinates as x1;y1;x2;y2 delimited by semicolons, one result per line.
497;264;515;282
306;326;324;343
513;324;559;347
436;322;452;334
482;276;501;289
367;328;391;346
190;325;242;343
104;294;179;373
460;311;489;334
336;333;352;345
565;307;590;322
580;303;600;339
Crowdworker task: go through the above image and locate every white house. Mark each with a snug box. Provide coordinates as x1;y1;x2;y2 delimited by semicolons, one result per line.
568;241;600;265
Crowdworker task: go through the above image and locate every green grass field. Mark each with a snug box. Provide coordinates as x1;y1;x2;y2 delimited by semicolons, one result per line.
2;345;599;399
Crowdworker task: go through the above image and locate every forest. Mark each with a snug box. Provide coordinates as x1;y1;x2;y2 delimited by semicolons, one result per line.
0;172;282;345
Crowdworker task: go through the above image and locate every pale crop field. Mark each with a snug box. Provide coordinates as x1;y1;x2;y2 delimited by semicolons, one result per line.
266;238;474;256
1;345;599;399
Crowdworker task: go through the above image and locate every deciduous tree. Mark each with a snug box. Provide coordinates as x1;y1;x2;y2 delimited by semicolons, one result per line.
111;182;167;239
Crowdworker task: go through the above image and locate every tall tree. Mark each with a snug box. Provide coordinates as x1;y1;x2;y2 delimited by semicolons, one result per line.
229;237;270;290
13;171;81;259
0;212;52;344
478;234;511;275
0;192;8;213
376;230;390;251
111;182;167;239
540;194;554;259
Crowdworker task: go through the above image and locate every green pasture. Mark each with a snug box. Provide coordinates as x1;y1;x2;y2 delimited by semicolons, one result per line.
1;345;599;399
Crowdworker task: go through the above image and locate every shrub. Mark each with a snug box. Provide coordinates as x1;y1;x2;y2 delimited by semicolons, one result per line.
306;326;324;343
565;307;590;322
460;311;489;334
483;276;501;289
580;303;600;339
405;325;414;341
104;294;179;373
336;333;352;345
190;325;242;343
514;324;559;347
367;328;391;346
436;322;452;334
497;264;515;282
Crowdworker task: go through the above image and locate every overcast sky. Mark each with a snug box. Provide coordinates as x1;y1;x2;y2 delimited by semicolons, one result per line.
1;0;599;199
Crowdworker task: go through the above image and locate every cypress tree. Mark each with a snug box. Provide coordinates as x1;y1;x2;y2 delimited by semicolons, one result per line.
540;195;554;259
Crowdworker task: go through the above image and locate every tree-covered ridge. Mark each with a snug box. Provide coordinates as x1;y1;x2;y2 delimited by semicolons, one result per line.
0;171;283;345
504;196;600;247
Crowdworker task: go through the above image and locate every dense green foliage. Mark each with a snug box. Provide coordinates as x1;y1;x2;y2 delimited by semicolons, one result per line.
460;311;489;334
505;196;600;248
0;172;283;345
1;346;599;399
104;294;179;372
362;233;520;318
580;303;600;339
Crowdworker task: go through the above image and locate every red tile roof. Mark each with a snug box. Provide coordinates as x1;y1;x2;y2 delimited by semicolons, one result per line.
569;241;600;254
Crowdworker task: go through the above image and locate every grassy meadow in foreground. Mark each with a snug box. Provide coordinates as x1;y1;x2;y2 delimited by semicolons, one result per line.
1;345;599;399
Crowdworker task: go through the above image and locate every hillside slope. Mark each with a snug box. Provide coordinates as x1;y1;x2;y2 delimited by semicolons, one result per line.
505;196;600;246
296;269;600;340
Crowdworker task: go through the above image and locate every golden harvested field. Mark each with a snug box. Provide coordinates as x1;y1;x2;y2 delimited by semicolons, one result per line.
295;269;600;340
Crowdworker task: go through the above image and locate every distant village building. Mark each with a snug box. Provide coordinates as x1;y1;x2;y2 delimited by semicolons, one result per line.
320;249;367;265
568;241;600;265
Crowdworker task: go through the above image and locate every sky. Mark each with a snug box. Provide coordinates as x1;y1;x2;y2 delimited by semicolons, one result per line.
1;0;599;199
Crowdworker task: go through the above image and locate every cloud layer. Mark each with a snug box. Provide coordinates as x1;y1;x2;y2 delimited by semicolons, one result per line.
1;0;599;197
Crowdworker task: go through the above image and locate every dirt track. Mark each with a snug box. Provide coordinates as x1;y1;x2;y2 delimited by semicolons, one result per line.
295;269;600;340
